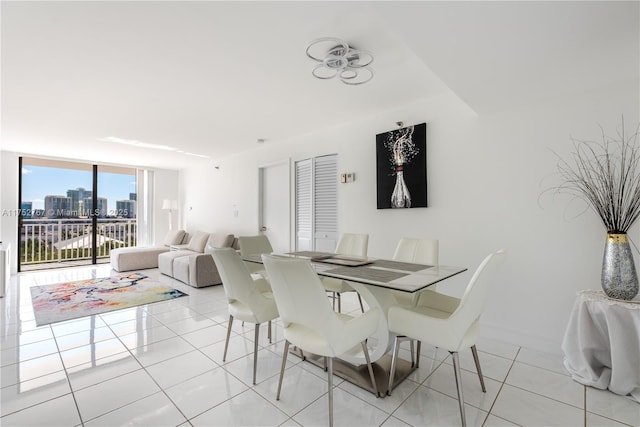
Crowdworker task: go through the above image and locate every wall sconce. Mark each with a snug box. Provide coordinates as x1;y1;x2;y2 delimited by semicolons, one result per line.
340;173;355;183
162;199;178;230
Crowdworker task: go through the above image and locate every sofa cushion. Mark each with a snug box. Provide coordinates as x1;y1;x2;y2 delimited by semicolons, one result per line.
187;231;210;253
205;233;235;252
158;250;194;276
163;229;187;246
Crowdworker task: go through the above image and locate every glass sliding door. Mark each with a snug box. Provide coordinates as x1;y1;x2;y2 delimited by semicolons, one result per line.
97;165;137;262
19;157;137;271
20;158;94;270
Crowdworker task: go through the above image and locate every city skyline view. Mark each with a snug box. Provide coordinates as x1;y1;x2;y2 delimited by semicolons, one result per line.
21;165;136;215
17;162;139;271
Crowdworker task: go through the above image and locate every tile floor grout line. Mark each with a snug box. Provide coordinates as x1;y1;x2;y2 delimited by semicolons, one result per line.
84;301;231;425
184;386;253;423
0;388;81;423
332;373;394;415
584;384;587;427
5;267;638;427
290;391;342;426
578;389;636;427
10;294;270;425
515;359;573;377
246;349;377;425
584;410;636;427
179;340;288;423
389;376;496;427
489;351;592;416
482;346;522;426
226;376;306;425
0;332;76;421
500;379;587;411
78;311;195;425
49;323;86;427
385;351;449;426
0;350;62;385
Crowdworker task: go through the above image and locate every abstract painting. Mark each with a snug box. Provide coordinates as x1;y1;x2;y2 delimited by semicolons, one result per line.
376;122;427;209
30;272;187;326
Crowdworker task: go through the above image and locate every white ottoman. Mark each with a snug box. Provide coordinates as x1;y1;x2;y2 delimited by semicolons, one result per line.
110;246;170;272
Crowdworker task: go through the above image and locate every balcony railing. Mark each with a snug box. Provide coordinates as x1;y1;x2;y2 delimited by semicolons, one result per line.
20;218;137;268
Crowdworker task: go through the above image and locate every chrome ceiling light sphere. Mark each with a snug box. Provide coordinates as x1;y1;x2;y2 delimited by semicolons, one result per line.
305;37;374;86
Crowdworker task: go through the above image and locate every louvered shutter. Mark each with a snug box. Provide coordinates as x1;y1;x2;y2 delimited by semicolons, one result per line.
295;159;313;251
295;154;338;252
314;155;338;252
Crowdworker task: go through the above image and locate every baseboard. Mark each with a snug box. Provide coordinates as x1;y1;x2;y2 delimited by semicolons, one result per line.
480;320;563;356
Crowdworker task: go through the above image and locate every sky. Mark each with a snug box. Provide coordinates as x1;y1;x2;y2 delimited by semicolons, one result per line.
21;165;136;213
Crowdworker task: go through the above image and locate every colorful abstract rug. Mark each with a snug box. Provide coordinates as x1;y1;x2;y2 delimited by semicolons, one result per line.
30;272;187;326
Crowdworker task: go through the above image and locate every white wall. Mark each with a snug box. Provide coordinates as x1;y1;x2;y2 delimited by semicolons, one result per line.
154;168;181;244
181;81;639;354
1;152;19;273
0;150;3;242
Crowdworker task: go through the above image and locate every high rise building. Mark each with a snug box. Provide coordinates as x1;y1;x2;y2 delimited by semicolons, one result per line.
44;195;72;218
116;200;136;218
67;188;92;217
82;197;107;217
21;202;33;219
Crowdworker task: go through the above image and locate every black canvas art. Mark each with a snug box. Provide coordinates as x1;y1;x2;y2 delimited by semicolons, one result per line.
376;123;427;209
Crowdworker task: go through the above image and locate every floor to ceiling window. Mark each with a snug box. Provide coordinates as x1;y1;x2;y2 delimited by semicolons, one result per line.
19;157;137;271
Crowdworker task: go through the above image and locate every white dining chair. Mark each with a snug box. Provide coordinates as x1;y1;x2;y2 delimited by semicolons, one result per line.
262;254;380;427
390;237;439;368
212;247;279;385
322;233;369;312
387;249;506;427
238;235;273;278
392;237;439;307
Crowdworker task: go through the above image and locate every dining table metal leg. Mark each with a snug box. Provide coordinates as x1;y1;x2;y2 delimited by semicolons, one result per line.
387;336;401;395
362;341;379;397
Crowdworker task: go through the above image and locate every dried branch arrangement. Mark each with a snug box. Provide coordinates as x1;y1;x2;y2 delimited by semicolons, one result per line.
553;119;640;233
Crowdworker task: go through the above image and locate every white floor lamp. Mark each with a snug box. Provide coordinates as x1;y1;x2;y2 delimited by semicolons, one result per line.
162;199;178;231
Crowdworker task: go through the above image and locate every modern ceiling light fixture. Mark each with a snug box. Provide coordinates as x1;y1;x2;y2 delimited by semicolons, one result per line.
305;37;374;86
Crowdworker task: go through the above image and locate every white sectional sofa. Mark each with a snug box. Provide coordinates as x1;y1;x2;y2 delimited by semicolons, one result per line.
159;231;235;288
110;229;188;272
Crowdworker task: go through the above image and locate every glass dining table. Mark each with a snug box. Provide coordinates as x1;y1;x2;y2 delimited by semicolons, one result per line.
242;251;467;396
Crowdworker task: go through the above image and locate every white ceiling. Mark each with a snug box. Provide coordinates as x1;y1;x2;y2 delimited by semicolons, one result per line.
2;1;638;170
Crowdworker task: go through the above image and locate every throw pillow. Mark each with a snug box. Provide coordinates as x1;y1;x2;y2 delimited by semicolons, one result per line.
187;231;210;253
163;229;186;246
205;233;235;252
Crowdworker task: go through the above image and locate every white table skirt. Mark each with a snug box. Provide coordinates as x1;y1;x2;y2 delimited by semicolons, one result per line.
562;290;640;402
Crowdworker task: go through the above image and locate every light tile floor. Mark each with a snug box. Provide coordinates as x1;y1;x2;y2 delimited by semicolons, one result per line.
1;265;639;426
